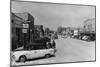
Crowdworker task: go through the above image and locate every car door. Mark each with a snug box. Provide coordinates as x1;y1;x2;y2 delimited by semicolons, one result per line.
29;46;38;59
29;50;38;59
36;45;47;57
31;45;43;58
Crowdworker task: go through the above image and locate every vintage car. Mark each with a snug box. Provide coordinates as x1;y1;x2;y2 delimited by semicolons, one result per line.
12;43;56;62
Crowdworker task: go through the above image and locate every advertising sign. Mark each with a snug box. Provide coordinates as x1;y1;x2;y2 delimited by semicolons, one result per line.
22;29;28;33
23;24;29;28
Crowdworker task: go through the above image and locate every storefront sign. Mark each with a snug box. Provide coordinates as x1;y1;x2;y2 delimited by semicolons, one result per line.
22;29;28;33
23;24;29;28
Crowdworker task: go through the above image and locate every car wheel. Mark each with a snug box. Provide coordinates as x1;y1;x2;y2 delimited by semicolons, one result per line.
19;56;27;62
45;54;51;58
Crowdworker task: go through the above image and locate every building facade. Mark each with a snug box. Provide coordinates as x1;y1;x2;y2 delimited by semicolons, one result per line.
11;12;34;50
84;18;95;33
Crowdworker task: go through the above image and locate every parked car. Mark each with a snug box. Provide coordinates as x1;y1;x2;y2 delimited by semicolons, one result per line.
12;43;56;62
61;34;68;39
82;35;88;40
79;32;96;41
73;35;79;39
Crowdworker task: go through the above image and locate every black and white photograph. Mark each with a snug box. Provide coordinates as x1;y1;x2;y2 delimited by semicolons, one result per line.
11;0;96;66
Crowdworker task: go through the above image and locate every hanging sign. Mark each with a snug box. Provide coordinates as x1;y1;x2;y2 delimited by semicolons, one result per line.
22;29;28;33
23;24;29;28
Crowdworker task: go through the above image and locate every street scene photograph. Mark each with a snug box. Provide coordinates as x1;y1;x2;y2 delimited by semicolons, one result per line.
11;0;96;66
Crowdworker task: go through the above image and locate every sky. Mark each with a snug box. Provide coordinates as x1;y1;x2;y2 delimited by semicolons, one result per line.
11;1;95;30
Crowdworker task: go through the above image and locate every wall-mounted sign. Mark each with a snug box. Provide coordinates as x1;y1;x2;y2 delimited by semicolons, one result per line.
22;24;29;28
22;29;28;33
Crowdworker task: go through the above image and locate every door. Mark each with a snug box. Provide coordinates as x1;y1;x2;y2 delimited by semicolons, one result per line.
29;46;38;59
32;45;44;58
29;50;38;59
36;45;47;57
25;45;37;59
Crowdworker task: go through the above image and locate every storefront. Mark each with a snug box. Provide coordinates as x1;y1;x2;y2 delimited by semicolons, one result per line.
11;12;34;50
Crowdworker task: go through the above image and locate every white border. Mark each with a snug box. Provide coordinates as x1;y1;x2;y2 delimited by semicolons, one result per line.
0;0;99;67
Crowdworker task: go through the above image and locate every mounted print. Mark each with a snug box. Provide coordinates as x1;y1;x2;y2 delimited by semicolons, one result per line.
11;0;96;66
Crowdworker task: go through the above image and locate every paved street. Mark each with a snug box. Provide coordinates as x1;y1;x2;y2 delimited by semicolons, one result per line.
12;38;95;66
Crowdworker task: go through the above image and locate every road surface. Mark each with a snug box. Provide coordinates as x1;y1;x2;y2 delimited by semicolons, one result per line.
11;37;95;66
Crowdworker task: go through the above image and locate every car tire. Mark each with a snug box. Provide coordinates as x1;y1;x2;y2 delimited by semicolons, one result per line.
19;55;27;62
45;54;51;58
